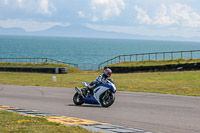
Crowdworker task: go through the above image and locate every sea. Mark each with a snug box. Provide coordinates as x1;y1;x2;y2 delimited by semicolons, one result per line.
0;35;200;70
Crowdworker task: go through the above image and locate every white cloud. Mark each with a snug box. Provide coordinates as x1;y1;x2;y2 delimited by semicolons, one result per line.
154;4;177;25
77;11;86;18
4;0;8;4
168;3;200;27
134;3;200;28
0;19;69;32
17;0;23;7
2;0;56;15
90;0;125;20
133;5;152;24
38;0;56;15
92;15;98;22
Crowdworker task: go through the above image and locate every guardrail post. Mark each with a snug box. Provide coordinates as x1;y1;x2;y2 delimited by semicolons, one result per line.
149;53;151;61
163;53;165;60
171;52;173;60
98;65;100;70
136;55;138;61
155;53;157;60
181;51;183;59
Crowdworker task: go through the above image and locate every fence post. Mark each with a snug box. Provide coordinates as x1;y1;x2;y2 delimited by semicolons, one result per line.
163;53;165;60
98;65;100;70
155;53;157;60
171;52;173;60
142;54;144;61
130;55;131;62
136;55;138;61
119;56;121;63
149;53;151;61
181;51;183;59
191;51;193;59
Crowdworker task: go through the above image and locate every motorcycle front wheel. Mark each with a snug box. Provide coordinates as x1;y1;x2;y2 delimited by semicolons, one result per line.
100;91;115;107
73;92;84;105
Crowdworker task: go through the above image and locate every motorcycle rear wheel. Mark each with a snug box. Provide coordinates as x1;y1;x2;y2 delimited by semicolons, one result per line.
73;92;84;105
100;91;115;107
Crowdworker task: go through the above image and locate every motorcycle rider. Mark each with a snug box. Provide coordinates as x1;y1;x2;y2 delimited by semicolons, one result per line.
75;68;112;97
87;68;112;91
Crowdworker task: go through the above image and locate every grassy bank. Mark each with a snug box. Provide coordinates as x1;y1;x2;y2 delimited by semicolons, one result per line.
0;63;81;73
0;110;92;133
106;59;200;67
0;71;200;96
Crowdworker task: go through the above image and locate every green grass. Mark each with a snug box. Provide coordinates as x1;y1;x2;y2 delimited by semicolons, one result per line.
0;63;81;73
106;58;200;67
0;110;93;133
0;70;200;96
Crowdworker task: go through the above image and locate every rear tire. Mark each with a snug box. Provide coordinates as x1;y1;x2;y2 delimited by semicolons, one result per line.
100;91;115;107
73;92;84;105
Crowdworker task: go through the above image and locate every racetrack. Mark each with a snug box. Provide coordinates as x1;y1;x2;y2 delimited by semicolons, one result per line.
0;84;200;133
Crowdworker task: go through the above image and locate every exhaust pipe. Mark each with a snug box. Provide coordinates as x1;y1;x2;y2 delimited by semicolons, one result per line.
75;87;84;97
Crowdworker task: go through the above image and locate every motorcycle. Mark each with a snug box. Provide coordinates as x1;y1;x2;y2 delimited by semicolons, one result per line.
73;79;116;107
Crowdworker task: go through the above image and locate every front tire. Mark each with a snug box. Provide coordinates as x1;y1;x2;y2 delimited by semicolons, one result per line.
100;91;115;107
73;92;84;105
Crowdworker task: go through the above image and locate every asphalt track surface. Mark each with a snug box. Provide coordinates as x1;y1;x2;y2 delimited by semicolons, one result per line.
0;84;200;133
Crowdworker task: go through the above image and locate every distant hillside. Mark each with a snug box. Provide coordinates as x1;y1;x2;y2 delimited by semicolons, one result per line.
31;24;141;39
0;26;26;35
0;25;200;42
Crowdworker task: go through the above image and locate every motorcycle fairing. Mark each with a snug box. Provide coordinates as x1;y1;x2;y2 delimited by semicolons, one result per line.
82;82;89;87
93;85;110;104
96;83;116;93
83;96;99;104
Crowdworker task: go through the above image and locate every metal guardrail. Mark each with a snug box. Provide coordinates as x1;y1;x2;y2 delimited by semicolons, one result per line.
98;50;200;70
1;50;200;71
0;58;78;68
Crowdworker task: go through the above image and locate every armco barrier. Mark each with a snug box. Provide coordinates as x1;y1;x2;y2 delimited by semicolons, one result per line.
0;66;67;74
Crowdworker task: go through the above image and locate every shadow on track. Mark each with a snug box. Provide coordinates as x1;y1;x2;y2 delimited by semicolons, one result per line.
67;104;102;108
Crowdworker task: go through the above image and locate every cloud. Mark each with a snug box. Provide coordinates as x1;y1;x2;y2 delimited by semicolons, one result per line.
134;3;200;28
168;3;200;27
0;19;69;31
154;4;178;26
2;0;56;15
4;0;8;4
79;0;125;21
133;5;152;24
77;11;86;18
38;0;56;15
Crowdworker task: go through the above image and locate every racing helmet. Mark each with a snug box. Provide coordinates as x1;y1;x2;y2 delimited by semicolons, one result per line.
104;68;112;77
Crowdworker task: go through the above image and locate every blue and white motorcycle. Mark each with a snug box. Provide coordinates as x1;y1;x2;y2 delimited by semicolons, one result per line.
73;79;116;107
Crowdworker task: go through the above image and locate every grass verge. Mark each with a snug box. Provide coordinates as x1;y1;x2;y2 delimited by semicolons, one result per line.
0;110;92;133
106;58;200;67
0;63;81;73
0;70;200;96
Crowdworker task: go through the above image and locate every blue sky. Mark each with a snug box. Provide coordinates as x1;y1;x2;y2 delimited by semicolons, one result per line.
0;0;200;38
